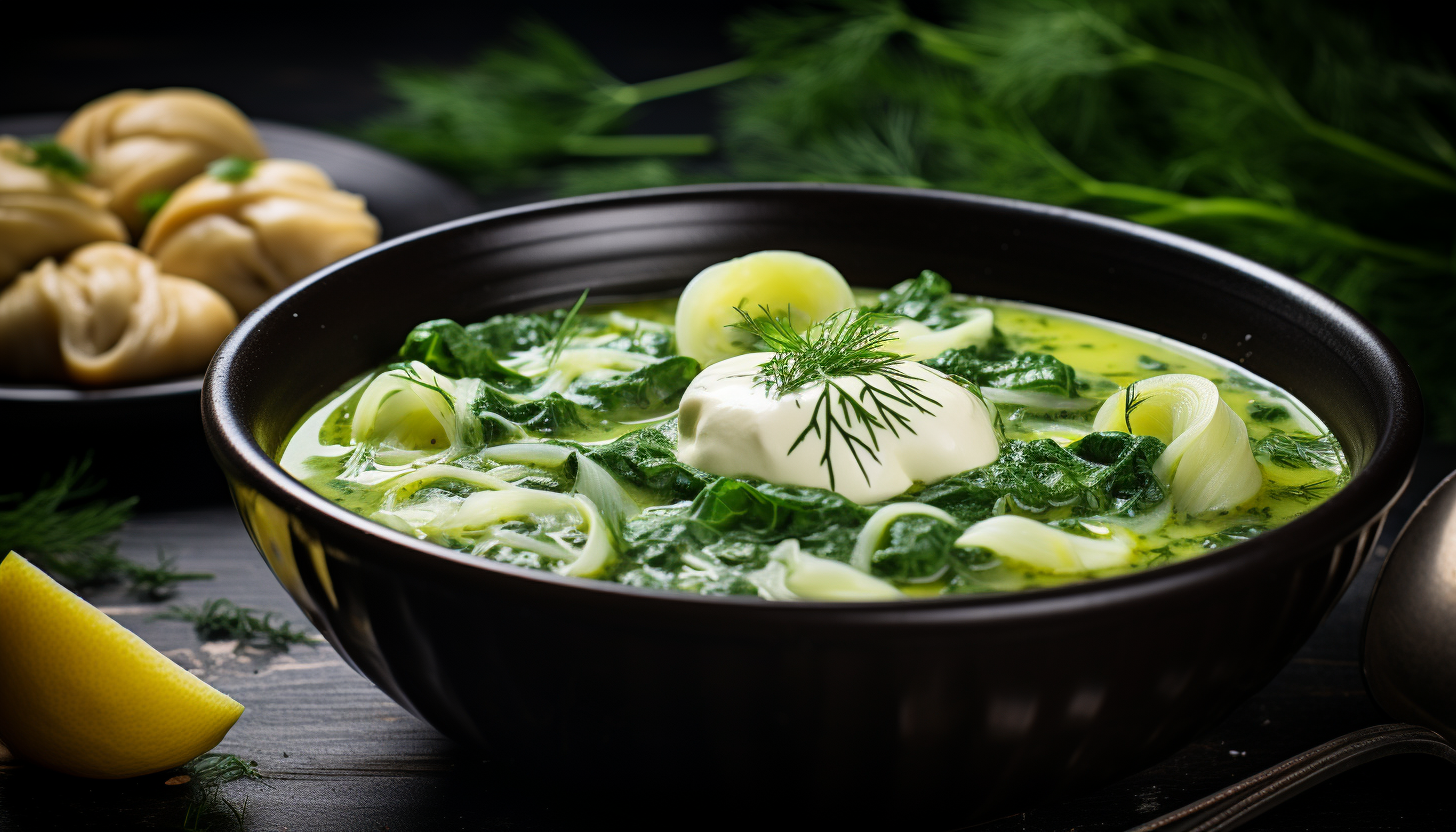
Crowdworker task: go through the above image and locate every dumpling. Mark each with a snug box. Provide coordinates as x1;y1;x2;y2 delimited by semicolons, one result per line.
1091;373;1263;515
0;242;237;386
140;158;380;314
0;137;128;286
56;88;266;233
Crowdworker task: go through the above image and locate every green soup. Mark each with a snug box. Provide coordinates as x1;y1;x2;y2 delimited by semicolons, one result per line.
279;266;1345;600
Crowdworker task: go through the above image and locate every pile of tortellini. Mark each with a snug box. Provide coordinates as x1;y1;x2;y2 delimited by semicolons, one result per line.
0;88;380;386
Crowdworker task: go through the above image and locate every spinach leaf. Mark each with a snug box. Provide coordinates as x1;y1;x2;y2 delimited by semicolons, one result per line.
464;313;560;355
597;328;676;358
917;432;1167;524
924;345;1079;397
870;271;983;330
580;423;717;500
472;385;601;440
867;514;962;582
398;319;527;383
568;355;699;420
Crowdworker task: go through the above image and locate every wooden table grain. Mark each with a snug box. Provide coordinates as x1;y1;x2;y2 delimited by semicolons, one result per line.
4;446;1456;831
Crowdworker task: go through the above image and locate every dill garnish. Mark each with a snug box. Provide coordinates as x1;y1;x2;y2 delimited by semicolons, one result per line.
1252;430;1343;470
1267;478;1337;502
398;364;455;409
158;599;315;651
732;307;941;490
1123;381;1151;432
546;289;589;368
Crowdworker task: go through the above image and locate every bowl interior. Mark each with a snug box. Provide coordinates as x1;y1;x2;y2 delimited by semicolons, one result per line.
228;185;1412;482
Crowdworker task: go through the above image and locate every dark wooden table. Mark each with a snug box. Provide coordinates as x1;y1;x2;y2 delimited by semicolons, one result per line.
3;441;1455;831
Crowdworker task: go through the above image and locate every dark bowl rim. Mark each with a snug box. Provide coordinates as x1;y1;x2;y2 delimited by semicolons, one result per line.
203;181;1423;619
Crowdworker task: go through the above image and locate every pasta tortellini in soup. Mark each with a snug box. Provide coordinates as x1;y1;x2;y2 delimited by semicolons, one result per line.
57;88;265;233
0;137;127;286
140;158;380;314
0;242;237;386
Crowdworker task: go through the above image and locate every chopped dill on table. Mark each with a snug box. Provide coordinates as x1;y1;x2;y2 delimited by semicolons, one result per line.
175;753;267;832
0;457;212;597
158;599;316;651
365;0;1456;442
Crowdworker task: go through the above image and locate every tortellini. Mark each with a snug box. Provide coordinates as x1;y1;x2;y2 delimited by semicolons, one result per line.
674;250;857;366
1092;373;1262;514
954;515;1135;574
57;88;266;233
140;159;380;314
0;137;127;286
0;243;236;386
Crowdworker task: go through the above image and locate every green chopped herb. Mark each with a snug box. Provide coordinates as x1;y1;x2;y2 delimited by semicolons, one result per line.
1253;429;1343;470
158;599;315;651
208;156;256;183
732;307;939;491
136;189;173;220
22;140;88;179
1247;401;1291;422
1138;355;1169;372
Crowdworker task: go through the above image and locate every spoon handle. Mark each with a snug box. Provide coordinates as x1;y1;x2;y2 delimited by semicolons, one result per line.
1126;723;1456;832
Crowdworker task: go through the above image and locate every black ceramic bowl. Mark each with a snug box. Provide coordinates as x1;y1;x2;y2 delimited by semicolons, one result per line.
203;184;1420;825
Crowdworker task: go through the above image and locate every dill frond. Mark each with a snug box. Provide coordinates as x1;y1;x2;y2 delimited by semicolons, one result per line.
158;600;315;651
546;289;590;368
0;456;136;589
1267;478;1337;502
734;307;941;490
1252;430;1343;470
177;753;264;831
124;549;215;601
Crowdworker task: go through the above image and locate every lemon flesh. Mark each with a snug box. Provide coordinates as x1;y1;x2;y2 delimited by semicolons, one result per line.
674;250;856;366
0;551;244;779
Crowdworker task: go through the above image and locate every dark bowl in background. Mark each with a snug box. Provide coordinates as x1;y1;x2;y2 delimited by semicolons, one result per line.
202;184;1420;825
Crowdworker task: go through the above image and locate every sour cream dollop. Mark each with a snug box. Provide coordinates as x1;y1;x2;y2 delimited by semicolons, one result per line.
675;353;1000;504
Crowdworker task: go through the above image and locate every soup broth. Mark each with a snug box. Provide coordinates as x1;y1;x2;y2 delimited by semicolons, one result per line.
280;258;1345;600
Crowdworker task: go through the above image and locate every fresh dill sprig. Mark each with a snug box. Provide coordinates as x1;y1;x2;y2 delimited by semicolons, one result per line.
733;307;941;490
1123;381;1151;432
546;289;589;368
0;456;136;589
158;599;315;651
125;548;215;601
1252;429;1343;470
397;364;455;410
176;753;265;832
1267;478;1337;502
731;306;905;396
365;2;1456;440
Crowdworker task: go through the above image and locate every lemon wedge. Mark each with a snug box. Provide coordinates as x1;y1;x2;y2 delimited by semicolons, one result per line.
0;551;244;779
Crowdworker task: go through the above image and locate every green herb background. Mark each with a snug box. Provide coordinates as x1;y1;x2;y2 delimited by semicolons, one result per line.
361;0;1456;439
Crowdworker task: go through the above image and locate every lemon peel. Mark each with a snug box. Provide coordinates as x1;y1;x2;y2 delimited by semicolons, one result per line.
0;551;244;779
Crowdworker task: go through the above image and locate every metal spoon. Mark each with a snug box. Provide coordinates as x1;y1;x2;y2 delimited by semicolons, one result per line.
1130;469;1456;832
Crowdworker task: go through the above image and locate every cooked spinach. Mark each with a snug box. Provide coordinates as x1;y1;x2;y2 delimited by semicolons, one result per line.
917;432;1168;524
579;422;717;500
925;345;1079;397
569;356;699;419
870;271;984;330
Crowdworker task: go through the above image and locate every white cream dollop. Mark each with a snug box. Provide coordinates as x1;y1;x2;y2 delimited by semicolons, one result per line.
675;353;999;504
